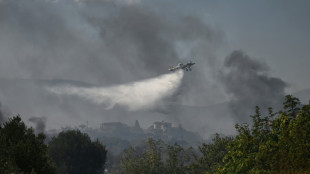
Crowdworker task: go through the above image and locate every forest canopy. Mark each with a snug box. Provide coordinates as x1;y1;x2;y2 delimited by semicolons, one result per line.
0;95;309;174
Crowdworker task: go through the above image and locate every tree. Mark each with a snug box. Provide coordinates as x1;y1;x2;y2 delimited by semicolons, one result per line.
120;138;165;174
276;97;310;173
48;130;107;174
0;115;56;174
194;134;233;174
219;95;310;173
283;95;301;119
165;143;188;174
118;95;310;174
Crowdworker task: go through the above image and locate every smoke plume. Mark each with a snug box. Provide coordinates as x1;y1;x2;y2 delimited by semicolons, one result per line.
0;0;225;136
28;116;47;133
47;71;184;111
220;50;287;122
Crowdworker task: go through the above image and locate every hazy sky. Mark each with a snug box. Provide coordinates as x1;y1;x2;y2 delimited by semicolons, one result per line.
149;0;310;92
0;0;309;137
1;0;309;91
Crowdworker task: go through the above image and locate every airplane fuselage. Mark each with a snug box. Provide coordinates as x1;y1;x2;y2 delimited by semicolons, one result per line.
168;62;195;72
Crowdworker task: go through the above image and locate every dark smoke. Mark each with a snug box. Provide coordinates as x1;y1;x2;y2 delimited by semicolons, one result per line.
29;117;47;133
220;50;287;122
0;0;224;135
0;0;291;138
0;0;220;85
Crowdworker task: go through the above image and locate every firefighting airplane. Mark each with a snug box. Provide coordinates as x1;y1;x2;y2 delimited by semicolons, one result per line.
168;61;195;72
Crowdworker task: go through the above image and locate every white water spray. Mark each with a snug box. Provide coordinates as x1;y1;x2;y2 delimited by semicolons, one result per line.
47;71;184;111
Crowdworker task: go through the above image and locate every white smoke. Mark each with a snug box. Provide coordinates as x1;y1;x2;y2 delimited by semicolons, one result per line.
47;71;184;111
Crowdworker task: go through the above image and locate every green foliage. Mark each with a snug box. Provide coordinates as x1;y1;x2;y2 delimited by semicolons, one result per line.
120;139;165;174
165;143;188;174
0;115;56;174
48;130;107;174
120;137;232;174
111;95;310;173
283;95;301;118
121;138;195;174
219;95;310;174
119;96;309;173
196;134;233;174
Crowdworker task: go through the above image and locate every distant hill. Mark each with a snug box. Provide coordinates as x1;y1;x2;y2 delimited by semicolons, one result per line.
79;120;203;155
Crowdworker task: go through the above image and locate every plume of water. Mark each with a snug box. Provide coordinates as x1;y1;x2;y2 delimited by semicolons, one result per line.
47;71;184;111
